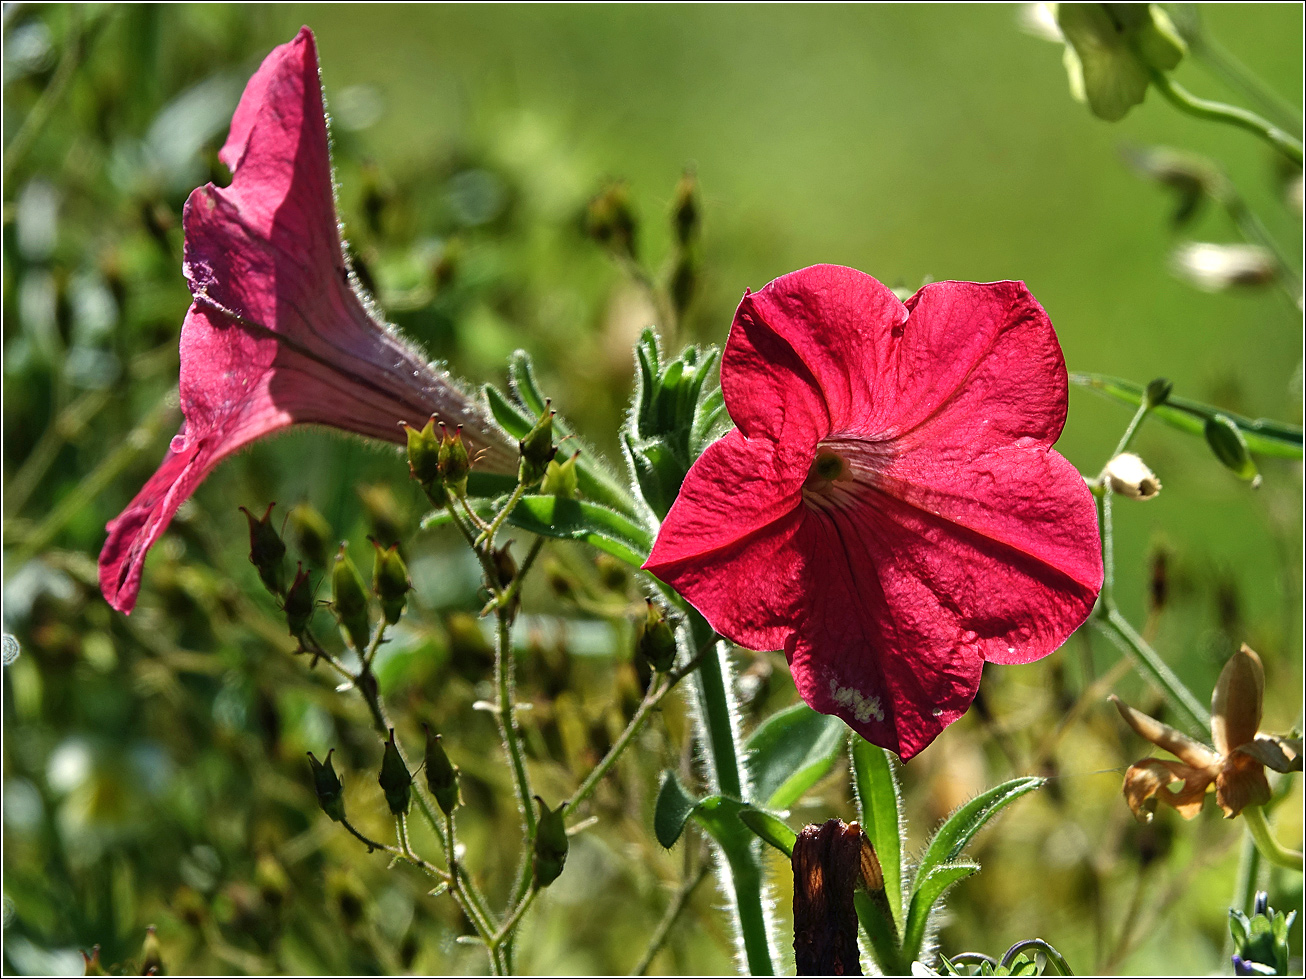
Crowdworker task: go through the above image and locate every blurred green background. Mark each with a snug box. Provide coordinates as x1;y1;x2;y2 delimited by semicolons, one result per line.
3;4;1301;975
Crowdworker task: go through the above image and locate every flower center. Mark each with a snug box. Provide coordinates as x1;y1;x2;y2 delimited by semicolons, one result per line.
802;438;894;513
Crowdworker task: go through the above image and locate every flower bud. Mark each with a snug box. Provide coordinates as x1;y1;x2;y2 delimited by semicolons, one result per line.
1105;453;1162;501
637;599;678;673
239;503;287;595
332;545;372;652
519;403;558;486
540;450;580;499
532;795;569;887
307;749;346;822
422;724;460;815
288;503;333;567
403;416;444;500
378;728;412;817
670;169;700;247
670;251;698;320
585;181;637;260
439;423;471;498
284;563;315;637
81;947;106;976
371;539;411;625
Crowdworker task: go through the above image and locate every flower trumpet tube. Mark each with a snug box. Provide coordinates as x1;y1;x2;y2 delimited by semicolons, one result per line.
644;265;1103;760
99;28;513;614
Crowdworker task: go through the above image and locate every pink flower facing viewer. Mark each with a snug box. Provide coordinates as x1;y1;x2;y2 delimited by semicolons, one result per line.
644;265;1103;760
99;28;514;614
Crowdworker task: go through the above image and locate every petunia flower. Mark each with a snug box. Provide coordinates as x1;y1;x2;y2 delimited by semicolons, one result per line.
643;265;1103;760
1111;644;1303;822
99;28;513;614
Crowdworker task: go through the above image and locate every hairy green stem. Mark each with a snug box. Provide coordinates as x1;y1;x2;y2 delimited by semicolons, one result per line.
1189;33;1302;137
1110;400;1151;458
477;482;529;549
1243;805;1304;872
685;614;775;975
495;611;537;838
1151;70;1303;165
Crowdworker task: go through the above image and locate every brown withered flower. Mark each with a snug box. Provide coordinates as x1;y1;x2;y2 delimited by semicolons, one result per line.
1111;644;1302;822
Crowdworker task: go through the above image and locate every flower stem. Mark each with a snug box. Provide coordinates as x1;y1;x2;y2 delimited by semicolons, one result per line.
1243;805;1304;872
1150;70;1303;165
631;864;710;975
1110;400;1151;458
1189;32;1302;137
1093;489;1210;736
477;482;529;550
496;606;536;838
684;614;776;976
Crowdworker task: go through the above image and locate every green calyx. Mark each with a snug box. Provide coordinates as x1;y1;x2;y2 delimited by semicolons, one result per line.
1056;3;1186;121
519;403;558;486
378;728;413;817
532;795;570;887
422;724;460;816
637;600;678;673
307;749;346;822
331;545;372;653
240;502;287;596
371;539;411;625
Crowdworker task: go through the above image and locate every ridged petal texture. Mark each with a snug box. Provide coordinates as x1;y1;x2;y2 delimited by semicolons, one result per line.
100;28;511;614
645;265;1103;760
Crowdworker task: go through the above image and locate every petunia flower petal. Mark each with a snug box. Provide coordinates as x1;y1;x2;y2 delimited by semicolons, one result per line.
856;441;1102;664
644;431;810;652
722;265;905;449
887;281;1069;448
99;28;511;614
1211;644;1264;756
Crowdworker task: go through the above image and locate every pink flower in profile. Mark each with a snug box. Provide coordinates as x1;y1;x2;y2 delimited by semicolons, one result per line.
99;28;513;614
643;266;1103;760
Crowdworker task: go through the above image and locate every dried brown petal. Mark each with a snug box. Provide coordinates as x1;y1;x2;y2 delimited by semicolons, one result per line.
1211;645;1264;756
1121;758;1215;822
1214;751;1273;818
1235;735;1304;774
1110;695;1221;773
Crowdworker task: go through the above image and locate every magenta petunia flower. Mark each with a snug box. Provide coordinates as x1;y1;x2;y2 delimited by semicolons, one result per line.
643;265;1103;760
99;28;513;614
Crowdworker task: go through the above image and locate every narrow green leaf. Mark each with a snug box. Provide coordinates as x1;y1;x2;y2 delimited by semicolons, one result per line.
851;736;905;934
738;807;797;858
690;384;729;456
745;703;846;811
508;350;548;417
914;777;1044;890
1071;372;1303;459
484;382;535;439
653;771;699;848
854;890;910;976
505;495;651;567
902;863;979;965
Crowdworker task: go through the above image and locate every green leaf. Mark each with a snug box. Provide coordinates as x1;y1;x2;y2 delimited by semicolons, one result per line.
854;890;910;976
745;703;846;810
738;807;797;858
653;771;699;848
902;862;979;965
507;350;549;418
489;372;642;519
690;794;754;852
851;736;905;934
504;495;651;567
1071;372;1303;459
914;777;1044;890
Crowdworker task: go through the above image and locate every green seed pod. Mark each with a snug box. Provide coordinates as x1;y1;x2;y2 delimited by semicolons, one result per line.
1205;414;1260;484
1144;377;1173;409
378;728;412;817
288;503;333;568
307;749;346;823
332;545;372;653
371;539;411;625
585;181;637;260
670;169;700;247
637;600;678;673
540;450;580;499
439;423;471;498
284;563;315;637
240;503;287;596
139;925;164;977
519;403;558;486
422;724;460;815
532;795;570;887
403;416;444;503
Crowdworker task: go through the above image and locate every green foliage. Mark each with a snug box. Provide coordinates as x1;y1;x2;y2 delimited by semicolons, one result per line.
745;703;846;811
1230;893;1296;976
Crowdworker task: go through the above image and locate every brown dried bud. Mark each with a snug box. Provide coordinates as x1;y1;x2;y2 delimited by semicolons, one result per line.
792;819;863;976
